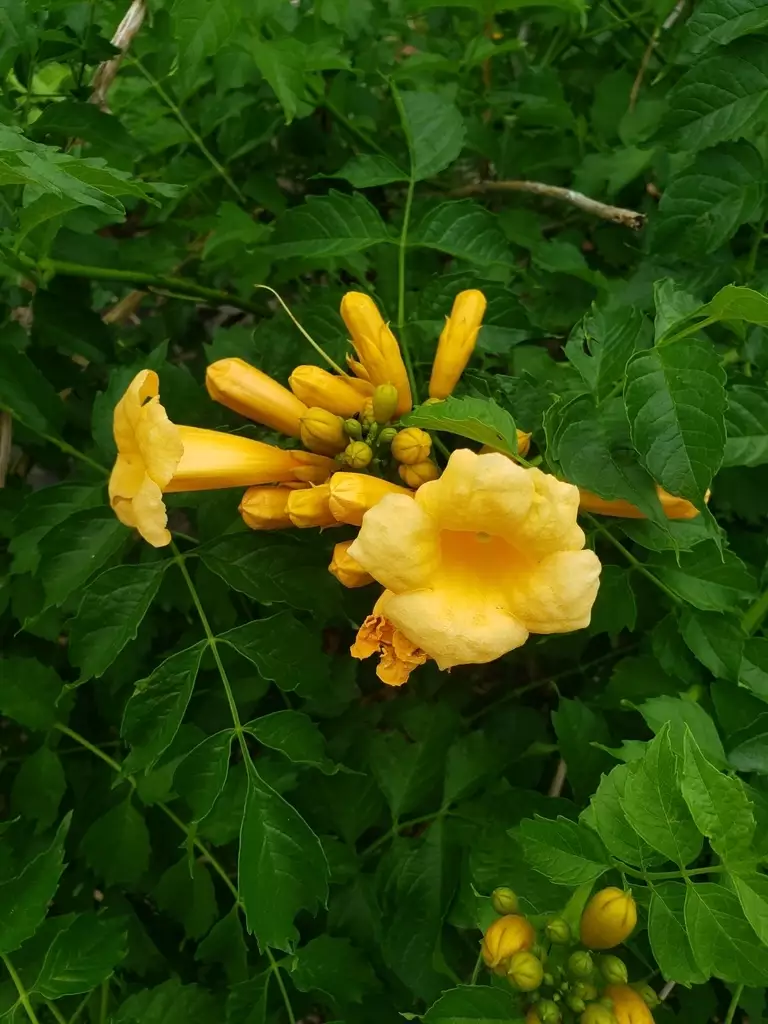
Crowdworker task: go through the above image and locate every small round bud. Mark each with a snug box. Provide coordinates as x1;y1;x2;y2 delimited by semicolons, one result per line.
546;918;571;945
344;441;373;470
507;951;544;992
543;973;554;987
567;997;586;1013
372;383;399;424
580;1005;617;1024
631;982;660;1008
598;956;628;986
344;418;363;440
491;887;519;915
360;398;375;430
568;951;594;980
536;999;561;1024
378;426;398;446
573;982;598;1002
580;888;637;951
300;407;347;456
399;460;441;489
391;427;432;465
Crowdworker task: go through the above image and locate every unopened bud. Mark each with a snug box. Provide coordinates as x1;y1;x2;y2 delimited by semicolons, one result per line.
631;982;660;1008
344;418;363;440
491;887;519;915
568;951;594;980
399;460;441;489
360;398;375;430
546;918;571;945
543;973;555;987
536;999;561;1024
372;383;399;424
391;427;432;465
598;956;628;986
580;1005;617;1024
573;982;598;1002
344;441;373;470
300;407;347;456
378;426;398;446
567;997;586;1013
507;951;543;992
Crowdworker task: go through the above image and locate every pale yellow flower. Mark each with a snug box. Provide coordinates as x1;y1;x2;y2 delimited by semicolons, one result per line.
287;483;338;528
429;289;487;400
349;449;601;682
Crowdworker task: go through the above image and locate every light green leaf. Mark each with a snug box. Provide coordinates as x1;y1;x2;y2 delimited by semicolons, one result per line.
564;301;651;401
37;509;127;609
724;385;768;467
69;564;166;682
732;871;768;945
679;0;768;61
681;609;744;681
174;0;240;72
411;201;511;265
398;90;466;181
648;882;707;984
291;935;378;1005
219;612;330;692
516;816;610;885
34;914;127;998
621;726;703;866
403;395;518;457
175;731;233;823
81;800;150;888
332;154;408;188
267;190;390;259
624;337;727;510
685;882;768;984
245;711;340;775
421;985;522;1022
647;543;756;612
0;814;71;955
239;765;328;951
702;283;768;326
587;764;660;868
121;643;206;772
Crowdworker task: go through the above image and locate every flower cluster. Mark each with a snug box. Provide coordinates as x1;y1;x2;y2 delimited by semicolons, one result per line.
481;886;655;1024
108;288;700;685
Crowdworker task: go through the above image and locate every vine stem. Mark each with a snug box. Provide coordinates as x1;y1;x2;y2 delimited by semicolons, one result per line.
267;949;297;1024
725;984;744;1024
584;513;681;605
45;1000;68;1024
2;953;42;1024
742;587;768;636
619;862;725;882
360;811;447;859
253;284;347;376
0;402;108;476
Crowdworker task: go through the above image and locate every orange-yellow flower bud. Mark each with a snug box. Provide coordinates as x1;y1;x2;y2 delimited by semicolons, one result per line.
429;289;487;400
239;485;298;530
392;427;432;465
373;383;399;424
481;914;536;971
288;365;372;417
329;539;374;588
580;888;637;950
398;460;441;489
300;407;348;456
340;292;412;416
328;473;413;526
578;485;704;520
603;986;654;1024
507;950;544;992
344;441;373;470
206;358;307;438
286;483;337;528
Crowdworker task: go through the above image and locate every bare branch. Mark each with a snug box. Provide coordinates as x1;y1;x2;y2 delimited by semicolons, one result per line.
90;0;147;110
451;180;645;229
548;758;568;798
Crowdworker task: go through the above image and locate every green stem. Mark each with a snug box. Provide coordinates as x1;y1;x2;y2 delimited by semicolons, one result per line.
306;82;391;160
2;954;41;1024
45;1000;68;1024
584;514;681;605
253;285;347;375
128;57;245;202
742;588;768;636
360;811;446;858
396;177;418;403
267;949;297;1024
619;862;725;882
745;218;765;279
0;402;108;476
98;982;108;1024
66;993;91;1024
469;950;484;986
725;984;744;1024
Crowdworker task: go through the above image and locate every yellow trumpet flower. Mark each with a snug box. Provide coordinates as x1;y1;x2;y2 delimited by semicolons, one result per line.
429;289;487;400
206;357;308;438
289;365;373;417
340;292;412;417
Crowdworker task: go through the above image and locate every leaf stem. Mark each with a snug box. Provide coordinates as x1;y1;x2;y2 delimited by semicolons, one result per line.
584;514;681;605
98;982;109;1024
360;811;447;858
2;953;42;1024
45;1000;68;1024
742;587;768;636
469;949;484;985
0;402;108;476
267;948;297;1024
725;984;744;1024
618;862;726;882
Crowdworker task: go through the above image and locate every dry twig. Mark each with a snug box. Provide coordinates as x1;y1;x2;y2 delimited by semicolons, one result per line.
90;0;147;110
548;758;568;798
451;180;645;229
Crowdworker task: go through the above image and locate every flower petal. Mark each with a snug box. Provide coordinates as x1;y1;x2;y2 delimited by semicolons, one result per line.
515;469;585;555
130;476;171;548
348;494;440;594
113;369;158;455
508;549;601;633
135;396;184;491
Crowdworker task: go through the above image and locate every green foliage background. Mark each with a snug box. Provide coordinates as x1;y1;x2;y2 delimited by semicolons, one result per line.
2;0;768;1021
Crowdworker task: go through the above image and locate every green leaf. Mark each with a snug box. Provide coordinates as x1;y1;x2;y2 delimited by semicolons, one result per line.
37;509;127;609
587;763;660;868
732;871;768;945
651;142;764;258
648;882;707;984
724;385;768;467
175;731;233;823
69;564;166;682
702;283;768;326
267;191;389;259
34;914;127;998
11;746;65;833
0;347;65;436
588;563;637;636
174;0;240;73
9;483;103;576
621;726;703;866
226;974;270;1024
638;696;726;767
681;609;744;681
422;985;523;1022
121;643;206;772
219;612;330;692
252;37;305;124
403;395;518;457
30;101;135;159
685;882;768;984
0;658;62;730
332;154;407;188
245;711;340;774
564;301;651;402
411;201;511;265
196;907;248;985
291;934;378;1005
647;543;756;612
551;699;613;803
664;39;768;151
0;814;71;955
679;0;768;61
114;978;221;1023
239;765;328;951
81;800;150;887
154;858;217;941
398;90;466;181
516;816;610;885
624;337;727;509
681;729;755;863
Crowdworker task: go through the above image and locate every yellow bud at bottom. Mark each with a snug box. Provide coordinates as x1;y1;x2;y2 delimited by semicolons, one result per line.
287;484;338;528
580;1005;617;1024
329;540;373;589
399;460;440;489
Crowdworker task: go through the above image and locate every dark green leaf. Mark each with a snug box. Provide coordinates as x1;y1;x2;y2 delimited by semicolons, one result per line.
552;699;613;802
685;882;768;984
174;0;240;73
564;301;651;401
422;984;525;1021
403;395;518;457
219;612;330;692
196;907;248;985
291;934;378;1005
398;91;465;181
647;543;756;612
332;154;407;188
175;731;233;823
154;858;217;941
34;914;127;998
11;746;65;833
679;0;768;61
81;800;150;887
411;201;511;265
267;191;389;259
724;384;768;467
38;509;127;609
245;711;340;774
0;658;62;730
681;609;744;681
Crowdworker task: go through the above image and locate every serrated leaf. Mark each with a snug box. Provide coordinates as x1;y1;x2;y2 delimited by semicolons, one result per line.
69;563;166;682
399;91;465;181
0;347;65;436
174;0;240;73
552;698;613;803
267;191;389;259
724;384;768;467
639;696;726;767
34;914;127;998
679;0;768;61
252;37;305;124
403;395;518;457
648;882;707;984
219;612;330;692
81;800;150;887
681;609;744;681
411;201;511;265
332;154;407;188
624;337;726;510
175;731;233;823
516;816;610;885
647;543;756;612
239;764;328;951
38;509;127;609
290;934;378;1005
9;483;104;576
0;814;71;955
11;746;65;833
0;658;62;730
685;882;768;984
245;711;340;774
421;985;522;1022
702;283;768;326
587;763;660;868
732;871;768;945
121;643;206;772
154;858;217;941
564;301;651;401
